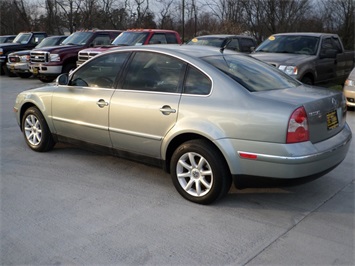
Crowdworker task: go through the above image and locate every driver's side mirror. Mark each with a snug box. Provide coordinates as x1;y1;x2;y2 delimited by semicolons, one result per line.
56;73;69;85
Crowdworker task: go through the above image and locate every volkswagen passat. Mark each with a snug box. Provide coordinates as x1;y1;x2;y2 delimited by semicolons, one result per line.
14;45;352;204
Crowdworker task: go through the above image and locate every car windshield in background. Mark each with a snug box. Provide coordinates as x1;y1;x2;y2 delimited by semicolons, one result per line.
61;32;93;45
188;37;225;47
255;35;320;55
13;33;31;44
36;37;64;48
203;54;301;92
112;32;149;46
0;36;12;43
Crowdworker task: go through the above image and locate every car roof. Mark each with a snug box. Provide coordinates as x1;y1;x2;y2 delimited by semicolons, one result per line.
272;32;338;38
125;29;178;33
46;35;67;38
195;34;254;39
108;44;239;59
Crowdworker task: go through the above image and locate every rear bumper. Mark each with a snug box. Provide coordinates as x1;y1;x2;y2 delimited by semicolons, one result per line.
217;123;352;181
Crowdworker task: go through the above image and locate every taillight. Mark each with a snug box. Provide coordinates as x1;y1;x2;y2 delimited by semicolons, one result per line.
287;106;309;143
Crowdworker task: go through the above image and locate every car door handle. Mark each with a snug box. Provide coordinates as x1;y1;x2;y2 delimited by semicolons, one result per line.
159;105;176;115
96;99;109;108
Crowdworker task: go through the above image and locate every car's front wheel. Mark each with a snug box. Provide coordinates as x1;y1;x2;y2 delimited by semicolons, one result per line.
22;107;55;152
170;139;231;204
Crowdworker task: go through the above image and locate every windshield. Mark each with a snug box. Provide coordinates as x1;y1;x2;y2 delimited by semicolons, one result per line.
61;32;93;45
255;35;320;55
187;37;225;47
0;36;11;43
36;37;64;48
203;54;301;92
13;33;32;44
112;32;149;46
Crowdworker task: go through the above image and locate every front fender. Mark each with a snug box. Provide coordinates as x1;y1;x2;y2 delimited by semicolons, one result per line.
15;88;55;132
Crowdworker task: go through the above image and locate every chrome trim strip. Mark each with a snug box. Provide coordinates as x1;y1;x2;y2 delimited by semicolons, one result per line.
52;117;108;131
51;116;162;140
109;127;162;141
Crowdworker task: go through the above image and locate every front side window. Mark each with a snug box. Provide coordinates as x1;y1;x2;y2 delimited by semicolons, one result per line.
203;54;300;92
226;38;240;51
123;52;186;93
70;52;130;88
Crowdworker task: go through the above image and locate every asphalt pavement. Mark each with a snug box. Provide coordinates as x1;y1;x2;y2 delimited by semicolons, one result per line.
1;75;354;265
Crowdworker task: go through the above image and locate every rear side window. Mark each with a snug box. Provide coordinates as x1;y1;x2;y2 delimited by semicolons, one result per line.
240;38;255;52
183;66;211;95
166;33;179;44
123;52;186;93
149;34;168;44
70;52;130;88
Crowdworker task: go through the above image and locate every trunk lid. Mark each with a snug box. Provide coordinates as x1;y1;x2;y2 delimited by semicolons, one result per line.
256;85;347;143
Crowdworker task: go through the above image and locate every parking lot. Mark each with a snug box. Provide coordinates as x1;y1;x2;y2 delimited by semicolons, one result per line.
1;75;354;265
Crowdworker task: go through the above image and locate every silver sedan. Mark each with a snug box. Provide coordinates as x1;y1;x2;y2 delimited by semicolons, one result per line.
14;45;352;204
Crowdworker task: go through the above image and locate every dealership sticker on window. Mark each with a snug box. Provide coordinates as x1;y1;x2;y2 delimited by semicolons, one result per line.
269;36;275;41
192;38;198;42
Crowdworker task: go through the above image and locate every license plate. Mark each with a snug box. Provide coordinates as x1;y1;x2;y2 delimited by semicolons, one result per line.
33;68;38;74
10;65;14;70
326;110;339;130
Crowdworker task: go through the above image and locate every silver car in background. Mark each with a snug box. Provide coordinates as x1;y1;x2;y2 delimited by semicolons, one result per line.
14;45;352;204
344;68;355;109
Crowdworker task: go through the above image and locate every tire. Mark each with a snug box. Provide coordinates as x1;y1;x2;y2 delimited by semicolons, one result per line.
3;65;17;77
17;73;32;79
39;76;55;83
170;139;231;204
22;107;55;152
301;76;313;85
62;63;76;74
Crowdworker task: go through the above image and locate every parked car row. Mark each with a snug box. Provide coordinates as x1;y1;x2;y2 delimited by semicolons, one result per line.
6;35;68;78
3;30;355;109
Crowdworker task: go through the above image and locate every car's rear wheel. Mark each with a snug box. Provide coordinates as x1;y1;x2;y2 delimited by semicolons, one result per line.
22;107;55;152
170;139;231;204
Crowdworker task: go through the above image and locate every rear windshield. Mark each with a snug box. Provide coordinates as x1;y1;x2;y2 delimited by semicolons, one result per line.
202;54;301;92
